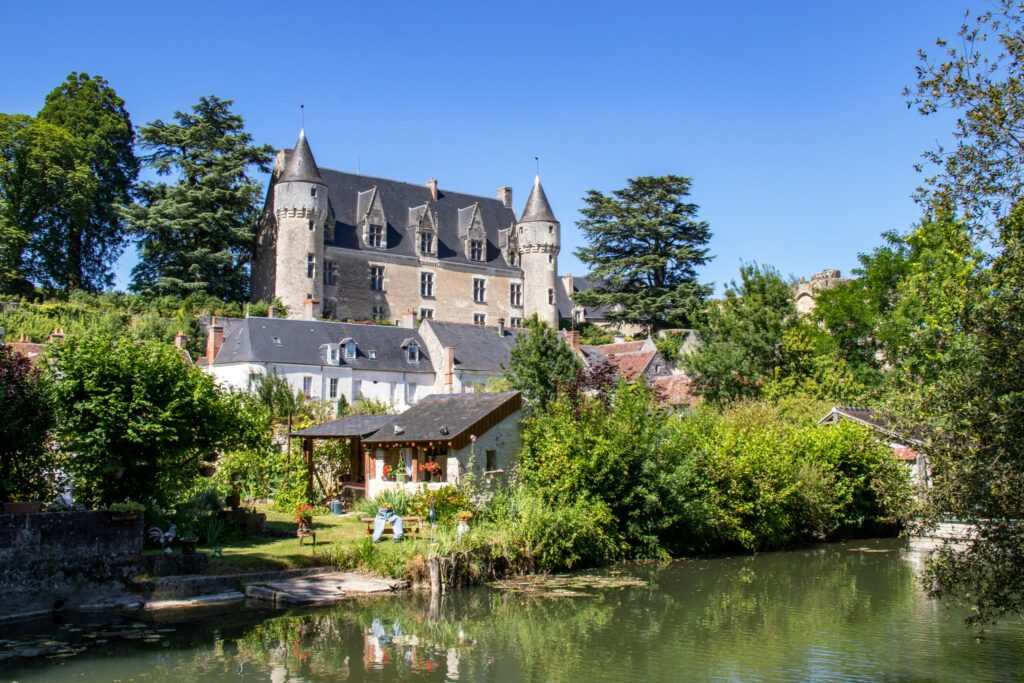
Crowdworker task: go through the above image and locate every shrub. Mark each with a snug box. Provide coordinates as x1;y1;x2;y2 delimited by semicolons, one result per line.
0;343;57;503
509;491;623;570
355;489;413;517
410;486;470;524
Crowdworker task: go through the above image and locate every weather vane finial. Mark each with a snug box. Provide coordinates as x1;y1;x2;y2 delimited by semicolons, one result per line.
301;104;305;131
535;155;540;176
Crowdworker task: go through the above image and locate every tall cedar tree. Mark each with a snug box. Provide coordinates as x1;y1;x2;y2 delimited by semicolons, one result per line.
127;96;272;300
501;314;581;410
0;73;137;293
900;0;1024;623
574;175;712;332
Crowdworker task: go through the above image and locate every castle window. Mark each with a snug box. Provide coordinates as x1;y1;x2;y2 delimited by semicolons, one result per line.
420;272;434;298
548;288;554;305
420;308;434;320
368;224;384;248
324;261;337;286
308;219;315;231
307;253;315;279
470;239;483;261
549;224;553;234
419;231;434;256
548;254;553;264
311;187;317;198
510;317;523;327
473;313;486;325
372;305;386;320
510;283;523;307
370;266;384;291
473;278;486;303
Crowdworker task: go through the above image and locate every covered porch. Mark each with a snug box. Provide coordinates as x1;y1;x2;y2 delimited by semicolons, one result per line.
290;414;394;504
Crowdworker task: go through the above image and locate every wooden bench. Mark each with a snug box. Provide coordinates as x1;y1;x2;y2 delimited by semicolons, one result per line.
360;516;421;540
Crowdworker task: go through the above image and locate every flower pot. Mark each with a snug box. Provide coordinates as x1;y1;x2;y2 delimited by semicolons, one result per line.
4;502;42;514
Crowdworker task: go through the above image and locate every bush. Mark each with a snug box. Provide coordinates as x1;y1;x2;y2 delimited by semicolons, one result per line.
509;491;624;570
0;344;57;503
355;489;413;517
410;486;470;524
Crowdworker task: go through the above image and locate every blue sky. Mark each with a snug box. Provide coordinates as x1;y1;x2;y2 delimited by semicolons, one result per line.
2;1;975;292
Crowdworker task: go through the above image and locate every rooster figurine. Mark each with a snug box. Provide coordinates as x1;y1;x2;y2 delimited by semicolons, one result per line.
148;524;178;554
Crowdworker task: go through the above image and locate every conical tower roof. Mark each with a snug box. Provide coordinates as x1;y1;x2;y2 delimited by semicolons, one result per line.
520;175;557;223
281;128;324;184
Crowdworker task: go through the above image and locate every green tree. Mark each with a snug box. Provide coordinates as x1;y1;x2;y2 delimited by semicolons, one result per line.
683;264;793;404
899;1;1024;623
0;344;56;503
31;73;138;292
50;332;248;511
126;96;273;300
502;314;581;410
573;175;713;332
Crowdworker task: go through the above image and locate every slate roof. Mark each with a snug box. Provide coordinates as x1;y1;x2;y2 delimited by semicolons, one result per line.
211;317;434;373
422;320;523;372
557;275;612;321
291;414;393;439
363;391;521;449
277;146;520;272
520;175;557;222
281;130;324;184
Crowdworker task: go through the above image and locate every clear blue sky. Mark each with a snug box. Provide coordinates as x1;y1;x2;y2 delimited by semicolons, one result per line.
2;0;976;292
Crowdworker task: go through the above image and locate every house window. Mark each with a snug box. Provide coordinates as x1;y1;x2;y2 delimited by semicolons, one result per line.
405;382;416;404
420;272;434;298
368;350;377;360
368;223;384;248
474;313;486;325
329;377;338;399
372;305;386;320
510;283;523;307
470;239;483;261
370;265;384;291
548;288;554;305
330;346;338;363
302;376;313;398
324;260;337;285
420;308;434;320
344;340;357;359
574;309;583;323
419;231;434;255
407;343;420;363
307;253;315;279
486;449;497;471
473;278;486;303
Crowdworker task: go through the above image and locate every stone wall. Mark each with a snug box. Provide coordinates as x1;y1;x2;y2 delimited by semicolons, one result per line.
0;511;143;618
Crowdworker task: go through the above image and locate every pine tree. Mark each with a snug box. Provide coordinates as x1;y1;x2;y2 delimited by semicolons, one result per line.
126;96;272;300
573;175;713;332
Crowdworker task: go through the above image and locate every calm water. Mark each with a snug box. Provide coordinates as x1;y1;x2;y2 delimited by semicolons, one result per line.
2;538;1023;682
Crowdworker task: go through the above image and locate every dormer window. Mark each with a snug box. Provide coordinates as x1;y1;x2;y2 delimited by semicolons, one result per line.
407;343;420;363
470;239;483;261
341;338;357;360
419;230;435;255
368;224;384;248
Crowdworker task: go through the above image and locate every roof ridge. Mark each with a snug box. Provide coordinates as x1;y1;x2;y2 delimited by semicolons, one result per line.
317;166;515;208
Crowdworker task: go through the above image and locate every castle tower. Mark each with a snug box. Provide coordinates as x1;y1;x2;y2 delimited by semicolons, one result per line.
516;175;559;327
273;129;329;319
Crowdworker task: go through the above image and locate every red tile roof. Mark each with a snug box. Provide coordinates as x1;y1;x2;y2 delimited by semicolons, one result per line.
652;374;699;407
892;446;918;462
596;341;646;356
606;350;656;382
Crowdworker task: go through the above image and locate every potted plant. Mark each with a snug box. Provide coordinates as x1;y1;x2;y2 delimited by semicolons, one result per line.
382;464;396;481
419;460;442;482
109;500;145;520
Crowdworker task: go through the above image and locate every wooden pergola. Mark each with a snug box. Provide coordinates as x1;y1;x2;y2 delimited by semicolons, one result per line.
290;414;393;502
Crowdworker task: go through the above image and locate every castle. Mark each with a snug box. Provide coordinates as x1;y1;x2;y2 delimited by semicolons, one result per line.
252;129;561;328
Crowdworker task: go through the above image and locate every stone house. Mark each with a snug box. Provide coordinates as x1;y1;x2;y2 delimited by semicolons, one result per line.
252;130;562;329
417;318;524;393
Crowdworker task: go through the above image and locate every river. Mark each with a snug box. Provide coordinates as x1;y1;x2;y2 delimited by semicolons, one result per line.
2;538;1022;681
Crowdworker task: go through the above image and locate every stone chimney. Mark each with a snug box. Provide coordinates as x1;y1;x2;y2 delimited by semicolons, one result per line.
565;329;580;355
497;318;505;336
497;186;513;209
427;177;439;201
303;296;319;320
401;309;416;329
206;317;224;366
267;305;276;319
444;346;455;389
174;330;188;350
49;327;65;343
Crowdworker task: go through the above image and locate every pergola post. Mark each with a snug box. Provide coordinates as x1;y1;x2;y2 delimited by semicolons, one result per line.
303;437;315;501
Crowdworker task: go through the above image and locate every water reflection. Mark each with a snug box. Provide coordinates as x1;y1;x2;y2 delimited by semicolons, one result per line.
3;539;1023;682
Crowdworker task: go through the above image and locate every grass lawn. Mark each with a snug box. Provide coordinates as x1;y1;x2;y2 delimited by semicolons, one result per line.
182;506;433;575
